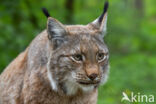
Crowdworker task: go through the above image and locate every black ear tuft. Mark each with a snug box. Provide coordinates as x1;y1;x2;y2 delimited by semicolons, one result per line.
42;8;50;18
103;1;109;15
98;1;109;23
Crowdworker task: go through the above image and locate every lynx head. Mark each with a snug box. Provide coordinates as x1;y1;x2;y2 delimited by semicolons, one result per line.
44;2;109;95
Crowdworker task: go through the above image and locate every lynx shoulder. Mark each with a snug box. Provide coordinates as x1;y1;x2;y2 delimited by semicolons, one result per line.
0;2;109;104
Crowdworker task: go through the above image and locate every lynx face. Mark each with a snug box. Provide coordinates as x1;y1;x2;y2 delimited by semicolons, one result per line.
46;3;109;95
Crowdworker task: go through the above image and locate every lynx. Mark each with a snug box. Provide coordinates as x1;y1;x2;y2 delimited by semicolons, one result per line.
0;2;109;104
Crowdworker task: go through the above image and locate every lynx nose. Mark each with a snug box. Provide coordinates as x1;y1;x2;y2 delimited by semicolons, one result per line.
88;73;98;81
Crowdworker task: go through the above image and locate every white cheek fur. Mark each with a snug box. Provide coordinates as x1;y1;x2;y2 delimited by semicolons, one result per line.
63;72;79;95
47;56;58;91
47;68;58;91
100;65;110;85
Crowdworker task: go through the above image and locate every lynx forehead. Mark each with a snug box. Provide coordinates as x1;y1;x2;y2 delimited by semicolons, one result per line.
0;1;109;104
66;25;100;35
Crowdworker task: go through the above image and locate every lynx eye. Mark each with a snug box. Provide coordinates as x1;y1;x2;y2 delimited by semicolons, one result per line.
71;54;83;62
97;52;106;62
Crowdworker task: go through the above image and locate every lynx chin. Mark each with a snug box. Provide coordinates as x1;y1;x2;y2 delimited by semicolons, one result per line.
0;1;110;104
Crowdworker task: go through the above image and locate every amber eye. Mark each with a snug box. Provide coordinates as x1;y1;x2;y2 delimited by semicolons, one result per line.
72;54;83;62
97;52;106;62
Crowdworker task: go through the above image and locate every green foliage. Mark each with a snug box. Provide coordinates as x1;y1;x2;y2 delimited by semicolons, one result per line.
0;0;156;103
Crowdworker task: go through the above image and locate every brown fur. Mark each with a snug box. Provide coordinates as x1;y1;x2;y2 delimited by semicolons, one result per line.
0;4;109;104
0;30;99;104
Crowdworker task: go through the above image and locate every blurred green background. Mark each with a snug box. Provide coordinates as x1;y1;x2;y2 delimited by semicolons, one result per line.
0;0;156;104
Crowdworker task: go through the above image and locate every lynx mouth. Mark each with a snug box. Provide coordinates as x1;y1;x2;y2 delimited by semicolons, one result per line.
77;81;100;86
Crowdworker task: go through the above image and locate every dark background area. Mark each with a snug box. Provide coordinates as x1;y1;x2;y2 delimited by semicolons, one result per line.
0;0;156;104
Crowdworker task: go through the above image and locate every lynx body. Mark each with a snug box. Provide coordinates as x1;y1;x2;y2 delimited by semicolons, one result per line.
0;2;109;104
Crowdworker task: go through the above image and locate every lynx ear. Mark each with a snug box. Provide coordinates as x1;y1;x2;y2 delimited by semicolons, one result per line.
42;8;67;49
47;17;67;49
91;1;109;37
